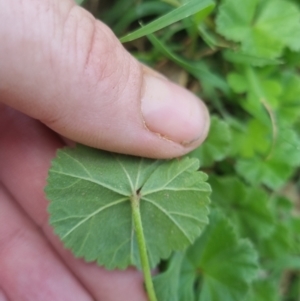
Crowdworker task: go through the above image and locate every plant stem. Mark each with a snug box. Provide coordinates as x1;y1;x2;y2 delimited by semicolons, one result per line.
131;195;158;301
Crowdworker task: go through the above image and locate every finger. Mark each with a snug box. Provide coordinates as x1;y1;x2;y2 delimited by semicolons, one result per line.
0;289;9;301
0;106;148;301
0;0;209;159
0;185;94;301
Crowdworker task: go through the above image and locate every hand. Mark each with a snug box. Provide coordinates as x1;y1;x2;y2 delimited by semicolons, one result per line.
0;0;210;300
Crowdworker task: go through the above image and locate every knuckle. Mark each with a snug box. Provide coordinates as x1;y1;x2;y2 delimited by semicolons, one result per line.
63;6;122;82
83;22;126;84
62;6;132;101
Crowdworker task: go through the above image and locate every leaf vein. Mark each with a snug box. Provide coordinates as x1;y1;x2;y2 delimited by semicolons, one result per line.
143;197;193;244
77;217;94;254
142;161;196;195
151;187;209;192
109;238;131;267
61;151;93;178
50;170;127;195
61;197;128;239
115;155;135;192
168;212;203;222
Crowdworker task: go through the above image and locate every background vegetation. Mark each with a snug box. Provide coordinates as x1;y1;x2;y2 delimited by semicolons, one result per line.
75;0;300;300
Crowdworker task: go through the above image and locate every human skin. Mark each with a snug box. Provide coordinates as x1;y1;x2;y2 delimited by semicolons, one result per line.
0;0;210;300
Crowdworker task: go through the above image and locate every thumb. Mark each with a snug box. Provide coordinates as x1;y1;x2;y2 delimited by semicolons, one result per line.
0;0;209;158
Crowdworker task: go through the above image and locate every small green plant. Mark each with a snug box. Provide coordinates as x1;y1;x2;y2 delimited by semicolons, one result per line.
46;0;300;300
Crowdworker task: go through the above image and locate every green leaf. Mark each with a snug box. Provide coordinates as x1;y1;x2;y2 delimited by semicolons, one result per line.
45;145;211;270
153;252;184;301
227;68;282;111
236;157;294;190
236;128;300;189
259;223;293;260
259;196;300;262
278;73;300;124
229;119;270;158
216;0;300;59
273;128;300;166
178;257;196;301
245;281;280;301
189;116;232;167
228;67;300;127
183;211;259;301
227;72;248;94
228;67;282;124
120;0;215;42
209;176;274;241
75;0;85;5
223;50;283;67
151;212;259;301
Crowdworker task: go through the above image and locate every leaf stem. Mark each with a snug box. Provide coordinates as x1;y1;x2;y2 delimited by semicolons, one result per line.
131;194;158;301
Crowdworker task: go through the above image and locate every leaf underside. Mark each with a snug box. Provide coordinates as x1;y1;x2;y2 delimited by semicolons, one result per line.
45;145;211;270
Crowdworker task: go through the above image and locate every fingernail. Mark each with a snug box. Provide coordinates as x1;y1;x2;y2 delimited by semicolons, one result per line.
141;74;209;145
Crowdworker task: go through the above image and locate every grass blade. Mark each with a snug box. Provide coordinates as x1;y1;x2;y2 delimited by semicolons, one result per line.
120;0;215;43
146;33;229;95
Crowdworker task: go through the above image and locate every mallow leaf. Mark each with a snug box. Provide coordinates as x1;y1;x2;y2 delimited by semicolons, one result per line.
188;211;259;301
228;67;282;124
153;252;185;301
236;157;294;190
259;223;293;261
228;119;270;158
45;144;211;270
189;116;231;167
216;0;300;59
236;128;300;190
259;196;300;261
223;49;283;67
151;212;259;301
278;73;300;125
209;176;274;241
245;281;280;301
